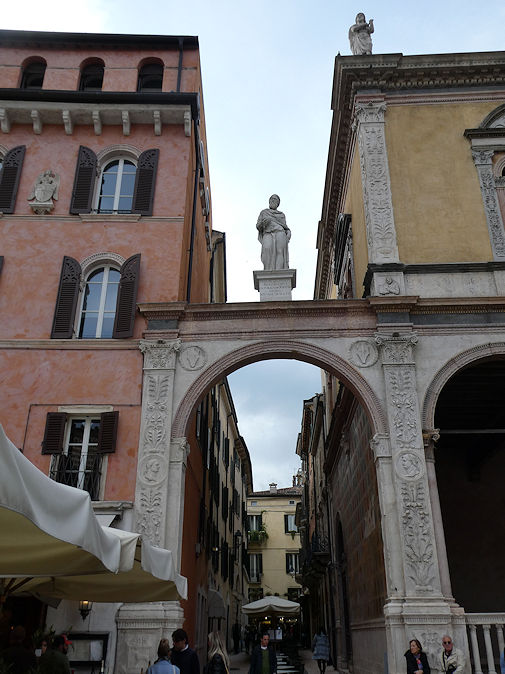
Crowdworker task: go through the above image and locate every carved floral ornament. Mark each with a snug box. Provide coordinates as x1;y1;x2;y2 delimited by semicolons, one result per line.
349;339;378;367
375;333;418;365
139;339;181;370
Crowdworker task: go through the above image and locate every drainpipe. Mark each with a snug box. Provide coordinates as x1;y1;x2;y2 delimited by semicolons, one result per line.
186;96;201;303
176;37;184;92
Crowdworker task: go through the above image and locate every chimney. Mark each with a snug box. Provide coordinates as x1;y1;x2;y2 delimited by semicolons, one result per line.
269;482;277;494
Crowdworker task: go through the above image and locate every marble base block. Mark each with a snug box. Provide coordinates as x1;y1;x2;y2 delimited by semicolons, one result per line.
253;269;296;301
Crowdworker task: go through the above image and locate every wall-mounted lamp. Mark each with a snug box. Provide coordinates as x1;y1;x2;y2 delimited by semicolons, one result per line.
79;599;93;620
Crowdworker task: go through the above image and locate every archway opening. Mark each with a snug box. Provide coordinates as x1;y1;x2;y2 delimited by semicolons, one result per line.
434;358;505;612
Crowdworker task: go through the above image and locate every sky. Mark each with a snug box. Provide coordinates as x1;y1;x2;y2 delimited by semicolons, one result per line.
4;0;505;489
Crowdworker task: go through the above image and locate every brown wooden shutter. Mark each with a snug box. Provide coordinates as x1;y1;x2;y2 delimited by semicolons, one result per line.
0;257;3;275
41;412;67;454
132;149;159;215
51;256;81;339
70;146;97;214
0;145;26;214
97;411;118;453
112;253;140;338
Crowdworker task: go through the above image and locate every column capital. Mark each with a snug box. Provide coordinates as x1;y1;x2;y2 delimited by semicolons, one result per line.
423;429;440;461
375;332;418;365
139;339;181;370
354;100;387;124
370;433;392;460
170;437;190;464
471;148;494;165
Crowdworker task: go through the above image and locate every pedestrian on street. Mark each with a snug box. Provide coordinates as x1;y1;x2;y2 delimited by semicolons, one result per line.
312;627;330;674
204;632;229;674
171;629;200;674
249;632;277;674
439;635;465;674
405;639;430;674
0;625;37;674
147;639;180;674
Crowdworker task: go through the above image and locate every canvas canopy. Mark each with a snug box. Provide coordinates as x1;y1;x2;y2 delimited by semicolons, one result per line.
241;596;300;616
0;424;187;602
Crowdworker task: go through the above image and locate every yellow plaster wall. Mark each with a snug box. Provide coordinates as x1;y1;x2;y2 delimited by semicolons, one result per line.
247;495;301;599
344;143;368;296
385;101;497;263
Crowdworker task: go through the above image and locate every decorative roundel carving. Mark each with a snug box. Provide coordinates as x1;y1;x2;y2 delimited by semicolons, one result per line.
349;340;378;368
139;454;168;486
179;345;207;371
395;451;424;481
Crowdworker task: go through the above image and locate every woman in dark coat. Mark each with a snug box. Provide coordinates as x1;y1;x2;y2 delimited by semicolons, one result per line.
205;632;229;674
405;639;431;674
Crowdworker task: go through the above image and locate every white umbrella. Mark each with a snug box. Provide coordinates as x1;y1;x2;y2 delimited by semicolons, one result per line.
0;424;187;602
241;596;300;616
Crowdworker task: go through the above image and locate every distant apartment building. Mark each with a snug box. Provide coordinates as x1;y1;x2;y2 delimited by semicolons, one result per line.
246;482;302;604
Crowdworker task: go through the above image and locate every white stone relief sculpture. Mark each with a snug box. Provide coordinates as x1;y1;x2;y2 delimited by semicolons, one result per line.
140;339;181;370
401;482;435;591
378;276;401;295
355;102;400;264
28;169;59;214
349;13;374;55
349;340;378;367
471;148;505;259
179;345;207;371
396;451;424;480
256;194;291;270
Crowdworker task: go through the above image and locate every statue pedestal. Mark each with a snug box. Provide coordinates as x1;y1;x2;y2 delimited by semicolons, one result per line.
253;269;296;301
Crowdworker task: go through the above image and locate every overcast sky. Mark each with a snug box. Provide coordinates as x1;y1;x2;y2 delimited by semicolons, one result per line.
4;0;505;489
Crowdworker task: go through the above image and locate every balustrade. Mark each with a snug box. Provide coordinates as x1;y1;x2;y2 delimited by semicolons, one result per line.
466;614;505;674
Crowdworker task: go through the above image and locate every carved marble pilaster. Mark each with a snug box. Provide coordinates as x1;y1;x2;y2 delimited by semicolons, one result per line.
423;429;454;602
370;433;404;598
355;101;400;266
375;333;442;596
471;149;505;259
134;340;181;548
165;438;190;568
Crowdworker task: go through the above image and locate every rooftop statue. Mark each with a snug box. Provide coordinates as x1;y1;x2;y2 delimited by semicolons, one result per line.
349;13;374;55
256;194;291;271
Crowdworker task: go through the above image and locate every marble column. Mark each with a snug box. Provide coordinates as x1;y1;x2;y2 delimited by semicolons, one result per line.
116;339;185;674
423;430;454;603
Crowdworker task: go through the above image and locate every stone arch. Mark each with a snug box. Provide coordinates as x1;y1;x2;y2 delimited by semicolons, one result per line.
422;341;505;429
172;339;387;438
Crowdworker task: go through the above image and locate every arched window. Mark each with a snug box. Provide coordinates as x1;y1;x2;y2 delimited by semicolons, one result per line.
20;59;46;89
97;158;137;213
51;253;141;340
137;62;163;92
79;61;104;91
78;265;121;338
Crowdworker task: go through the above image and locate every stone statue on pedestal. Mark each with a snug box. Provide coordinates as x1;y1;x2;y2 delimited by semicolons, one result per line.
349;13;374;55
256;194;291;271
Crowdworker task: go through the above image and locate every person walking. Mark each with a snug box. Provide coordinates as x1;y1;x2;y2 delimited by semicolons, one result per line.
171;629;200;674
312;627;330;674
205;632;229;674
147;639;180;674
249;632;277;674
405;639;431;674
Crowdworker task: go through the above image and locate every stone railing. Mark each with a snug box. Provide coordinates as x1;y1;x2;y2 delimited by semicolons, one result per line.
466;613;505;674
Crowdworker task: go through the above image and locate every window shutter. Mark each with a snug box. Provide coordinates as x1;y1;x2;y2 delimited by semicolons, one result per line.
132;148;159;215
0;145;26;214
112;253;141;338
70;146;97;214
51;256;81;339
41;412;67;454
258;554;263;574
0;257;3;275
285;514;289;533
286;554;291;574
97;411;119;453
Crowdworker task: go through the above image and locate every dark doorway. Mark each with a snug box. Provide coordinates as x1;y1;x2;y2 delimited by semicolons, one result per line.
434;359;505;612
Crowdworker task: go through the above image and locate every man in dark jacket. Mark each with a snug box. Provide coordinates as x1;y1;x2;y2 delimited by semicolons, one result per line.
171;629;200;674
249;633;277;674
1;625;37;674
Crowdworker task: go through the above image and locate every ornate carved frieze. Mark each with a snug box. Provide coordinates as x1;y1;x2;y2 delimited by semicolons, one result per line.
355;101;400;264
471;149;505;259
139;339;181;370
376;333;439;595
401;482;435;590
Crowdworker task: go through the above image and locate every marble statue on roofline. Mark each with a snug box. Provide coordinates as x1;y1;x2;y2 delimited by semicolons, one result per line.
349;13;374;55
256;194;291;270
